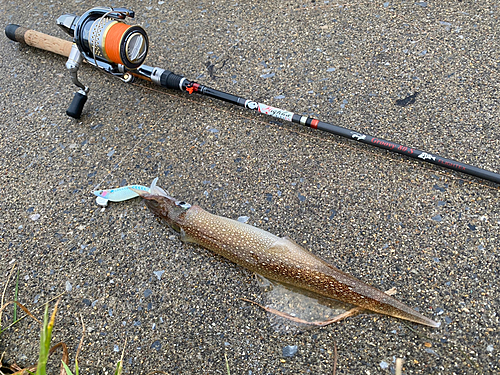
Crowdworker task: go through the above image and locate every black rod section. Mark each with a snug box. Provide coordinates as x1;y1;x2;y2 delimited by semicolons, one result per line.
312;120;500;183
148;67;499;184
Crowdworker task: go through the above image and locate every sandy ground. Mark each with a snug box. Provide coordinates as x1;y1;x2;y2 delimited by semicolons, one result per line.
1;0;499;374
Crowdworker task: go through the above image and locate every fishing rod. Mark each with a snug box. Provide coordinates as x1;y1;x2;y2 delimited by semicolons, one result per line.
5;6;500;184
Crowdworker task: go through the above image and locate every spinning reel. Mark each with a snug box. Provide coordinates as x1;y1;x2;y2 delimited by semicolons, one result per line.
56;7;149;118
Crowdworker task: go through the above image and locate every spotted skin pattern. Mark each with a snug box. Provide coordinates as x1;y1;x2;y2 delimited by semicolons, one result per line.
132;182;440;328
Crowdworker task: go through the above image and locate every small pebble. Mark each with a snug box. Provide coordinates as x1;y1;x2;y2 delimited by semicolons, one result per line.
425;348;439;357
282;345;298;358
30;214;40;221
154;270;165;280
65;281;72;292
151;340;162;351
433;184;446;192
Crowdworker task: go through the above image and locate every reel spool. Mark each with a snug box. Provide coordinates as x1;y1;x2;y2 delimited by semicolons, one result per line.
56;7;149;118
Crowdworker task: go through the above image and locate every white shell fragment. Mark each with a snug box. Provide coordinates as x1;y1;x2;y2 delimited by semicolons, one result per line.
30;213;40;221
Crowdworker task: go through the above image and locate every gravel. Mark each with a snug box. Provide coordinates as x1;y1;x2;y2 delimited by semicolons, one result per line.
0;1;499;374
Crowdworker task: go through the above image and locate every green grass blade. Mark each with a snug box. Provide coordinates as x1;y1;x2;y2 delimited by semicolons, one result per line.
36;300;59;375
61;361;74;375
114;339;126;375
114;360;123;375
35;304;50;375
225;352;231;375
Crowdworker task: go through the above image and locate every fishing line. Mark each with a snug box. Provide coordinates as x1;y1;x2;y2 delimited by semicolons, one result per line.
91;9;115;68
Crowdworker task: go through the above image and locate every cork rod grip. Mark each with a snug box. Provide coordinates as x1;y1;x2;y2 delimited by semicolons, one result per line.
5;24;72;57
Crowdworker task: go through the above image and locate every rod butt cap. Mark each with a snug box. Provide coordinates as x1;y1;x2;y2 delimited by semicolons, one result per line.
5;24;21;42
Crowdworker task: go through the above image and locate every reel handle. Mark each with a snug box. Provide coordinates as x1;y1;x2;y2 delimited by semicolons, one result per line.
66;90;88;119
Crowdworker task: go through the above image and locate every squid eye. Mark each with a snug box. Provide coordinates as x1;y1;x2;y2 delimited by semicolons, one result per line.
176;201;191;210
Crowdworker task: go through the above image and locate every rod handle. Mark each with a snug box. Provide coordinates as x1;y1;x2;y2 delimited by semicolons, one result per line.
5;24;72;57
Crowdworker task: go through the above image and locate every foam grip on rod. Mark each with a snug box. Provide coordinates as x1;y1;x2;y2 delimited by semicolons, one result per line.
66;92;88;119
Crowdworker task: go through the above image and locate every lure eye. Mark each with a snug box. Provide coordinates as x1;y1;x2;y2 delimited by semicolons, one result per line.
176;201;191;210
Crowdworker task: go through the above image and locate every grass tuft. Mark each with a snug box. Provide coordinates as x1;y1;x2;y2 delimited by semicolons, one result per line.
35;298;60;375
1;296;126;375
